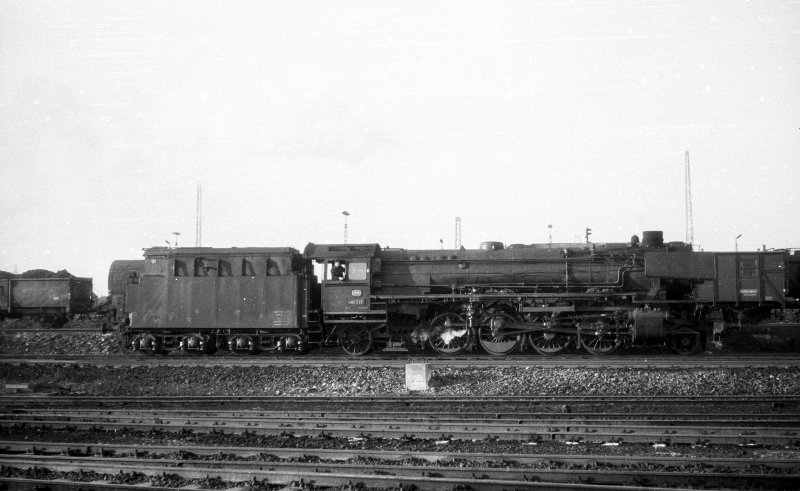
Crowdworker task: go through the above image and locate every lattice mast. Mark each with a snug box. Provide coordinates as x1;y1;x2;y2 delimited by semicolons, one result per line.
342;211;350;244
195;181;202;247
684;151;694;245
454;217;462;249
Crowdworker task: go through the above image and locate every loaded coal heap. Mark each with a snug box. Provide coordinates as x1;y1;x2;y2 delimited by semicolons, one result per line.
0;269;76;278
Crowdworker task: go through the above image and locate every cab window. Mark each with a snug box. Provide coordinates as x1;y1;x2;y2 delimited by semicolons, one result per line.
348;261;368;281
328;260;347;281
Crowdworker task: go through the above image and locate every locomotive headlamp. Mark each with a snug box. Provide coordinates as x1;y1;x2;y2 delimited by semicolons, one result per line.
351;289;362;297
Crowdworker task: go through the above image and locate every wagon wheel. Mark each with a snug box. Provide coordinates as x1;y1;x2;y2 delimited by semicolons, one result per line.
339;324;374;356
579;322;622;355
527;317;572;355
428;313;471;355
670;326;701;355
477;313;520;356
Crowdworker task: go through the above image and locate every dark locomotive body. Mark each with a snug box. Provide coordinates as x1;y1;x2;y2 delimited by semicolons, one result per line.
306;231;800;356
113;230;799;356
115;247;321;354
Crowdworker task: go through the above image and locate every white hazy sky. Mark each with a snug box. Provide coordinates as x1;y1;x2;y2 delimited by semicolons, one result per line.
1;0;799;294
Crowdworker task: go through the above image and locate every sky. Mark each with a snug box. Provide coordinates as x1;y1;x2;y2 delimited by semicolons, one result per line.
1;0;798;294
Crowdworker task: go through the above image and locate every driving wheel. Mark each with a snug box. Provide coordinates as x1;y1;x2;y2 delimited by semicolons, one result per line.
429;313;471;355
477;313;520;356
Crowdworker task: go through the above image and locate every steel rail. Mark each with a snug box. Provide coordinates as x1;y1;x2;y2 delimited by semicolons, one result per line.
2;415;797;445
0;328;100;334
2;453;798;490
3;394;799;405
7;406;800;422
2;353;800;368
0;475;698;491
0;480;180;491
4;440;799;470
5;409;800;427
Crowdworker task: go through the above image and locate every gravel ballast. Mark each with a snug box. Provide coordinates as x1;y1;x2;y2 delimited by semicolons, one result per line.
1;364;799;397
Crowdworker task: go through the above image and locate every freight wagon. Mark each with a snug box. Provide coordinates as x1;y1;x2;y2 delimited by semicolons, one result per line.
0;275;93;326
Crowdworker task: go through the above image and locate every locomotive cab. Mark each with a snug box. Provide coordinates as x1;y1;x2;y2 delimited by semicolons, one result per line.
304;243;388;355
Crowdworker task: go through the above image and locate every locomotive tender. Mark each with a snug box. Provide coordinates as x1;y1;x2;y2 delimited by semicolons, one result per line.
111;231;800;356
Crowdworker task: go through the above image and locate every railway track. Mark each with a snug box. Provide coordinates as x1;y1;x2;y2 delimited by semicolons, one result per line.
3;355;799;489
2;352;800;368
2;395;799;489
2;446;798;490
4;393;800;407
3;407;798;445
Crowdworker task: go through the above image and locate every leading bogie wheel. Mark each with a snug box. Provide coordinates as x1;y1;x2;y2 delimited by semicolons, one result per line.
339;324;374;356
477;312;520;356
428;312;471;355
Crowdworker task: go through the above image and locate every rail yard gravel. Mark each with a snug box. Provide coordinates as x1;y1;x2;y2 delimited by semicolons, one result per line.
1;363;799;397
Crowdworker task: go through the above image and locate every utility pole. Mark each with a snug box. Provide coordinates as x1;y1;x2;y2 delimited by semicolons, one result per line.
454;217;462;249
547;224;552;248
195;181;202;247
685;151;694;245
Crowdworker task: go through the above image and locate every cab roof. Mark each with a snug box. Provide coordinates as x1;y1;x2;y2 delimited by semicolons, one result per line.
304;243;381;259
143;246;299;257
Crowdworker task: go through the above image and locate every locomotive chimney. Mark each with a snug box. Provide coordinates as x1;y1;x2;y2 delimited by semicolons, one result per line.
641;231;664;248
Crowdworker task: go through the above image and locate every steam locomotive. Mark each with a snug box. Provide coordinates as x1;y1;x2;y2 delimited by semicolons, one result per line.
109;231;800;356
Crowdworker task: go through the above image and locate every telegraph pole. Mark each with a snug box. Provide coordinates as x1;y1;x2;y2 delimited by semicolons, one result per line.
195;181;202;247
685;151;694;245
454;217;462;249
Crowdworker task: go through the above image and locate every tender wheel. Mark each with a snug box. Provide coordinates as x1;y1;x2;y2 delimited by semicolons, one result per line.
429;313;471;355
132;333;160;355
180;334;208;355
228;335;258;354
579;321;622;355
670;326;701;355
477;313;520;356
339;324;374;356
527;317;572;355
